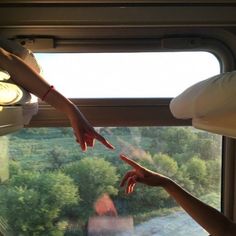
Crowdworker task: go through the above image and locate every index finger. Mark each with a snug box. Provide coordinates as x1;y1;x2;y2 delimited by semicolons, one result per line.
120;154;144;171
94;133;115;150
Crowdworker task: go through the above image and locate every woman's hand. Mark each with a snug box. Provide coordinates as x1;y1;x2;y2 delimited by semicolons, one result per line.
120;156;236;236
68;104;114;152
120;154;168;194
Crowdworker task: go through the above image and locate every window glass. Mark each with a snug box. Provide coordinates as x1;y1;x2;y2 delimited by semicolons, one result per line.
0;127;221;235
35;52;220;98
0;51;221;235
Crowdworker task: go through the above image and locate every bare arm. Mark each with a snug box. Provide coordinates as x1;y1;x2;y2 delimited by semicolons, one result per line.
120;154;236;236
164;178;236;236
0;47;114;151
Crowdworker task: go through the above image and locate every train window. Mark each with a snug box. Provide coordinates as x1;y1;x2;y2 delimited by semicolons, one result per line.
35;52;220;98
0;51;221;235
1;126;221;235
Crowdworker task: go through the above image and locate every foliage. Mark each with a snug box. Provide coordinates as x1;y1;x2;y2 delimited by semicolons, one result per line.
0;216;12;236
205;159;221;192
185;157;207;182
47;146;70;169
0;171;79;235
125;185;169;214
199;192;221;209
189;137;221;160
8;161;22;176
153;153;178;177
0;126;222;234
63;157;119;219
181;157;208;196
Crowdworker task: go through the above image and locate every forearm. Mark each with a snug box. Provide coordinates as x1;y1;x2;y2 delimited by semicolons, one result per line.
0;47;112;150
162;178;235;236
42;88;77;116
0;47;75;115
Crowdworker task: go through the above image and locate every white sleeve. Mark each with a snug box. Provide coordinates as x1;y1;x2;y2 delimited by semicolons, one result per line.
192;112;236;138
170;71;236;119
170;71;236;138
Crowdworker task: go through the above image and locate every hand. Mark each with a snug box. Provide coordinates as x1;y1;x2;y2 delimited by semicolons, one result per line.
120;154;168;194
68;105;114;152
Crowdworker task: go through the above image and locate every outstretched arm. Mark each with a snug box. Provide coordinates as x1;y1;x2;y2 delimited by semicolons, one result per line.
0;47;114;151
120;154;236;236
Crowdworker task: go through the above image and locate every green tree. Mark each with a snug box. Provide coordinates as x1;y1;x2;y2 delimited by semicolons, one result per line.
200;192;221;209
59;127;73;136
8;160;22;176
185;157;207;182
47;146;69;169
205;159;221;192
164;127;197;155
63;158;119;219
190;138;221;160
0;171;79;236
175;167;195;192
153;153;178;177
183;157;207;196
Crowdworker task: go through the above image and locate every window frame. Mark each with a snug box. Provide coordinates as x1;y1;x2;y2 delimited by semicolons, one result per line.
25;36;235;222
29;36;233;127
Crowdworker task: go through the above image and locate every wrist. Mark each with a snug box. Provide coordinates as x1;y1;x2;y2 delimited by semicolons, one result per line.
67;102;86;122
42;85;54;101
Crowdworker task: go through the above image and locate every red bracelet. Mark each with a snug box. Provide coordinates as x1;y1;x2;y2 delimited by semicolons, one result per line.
42;85;54;101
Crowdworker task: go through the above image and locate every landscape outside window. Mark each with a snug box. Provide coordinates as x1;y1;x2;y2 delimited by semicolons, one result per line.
0;51;221;235
0;127;221;235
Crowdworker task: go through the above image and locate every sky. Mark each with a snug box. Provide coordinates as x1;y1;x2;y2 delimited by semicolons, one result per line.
35;52;220;98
